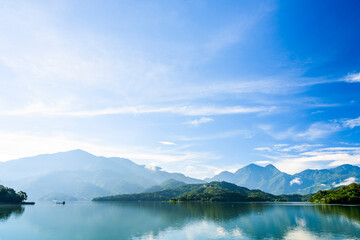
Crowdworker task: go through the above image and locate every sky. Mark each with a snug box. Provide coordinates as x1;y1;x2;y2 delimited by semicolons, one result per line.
0;0;360;179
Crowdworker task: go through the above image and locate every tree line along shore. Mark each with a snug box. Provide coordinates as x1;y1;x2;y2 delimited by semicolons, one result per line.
3;181;359;205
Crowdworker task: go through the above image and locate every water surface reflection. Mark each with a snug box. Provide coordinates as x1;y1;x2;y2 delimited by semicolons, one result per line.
0;205;24;222
0;202;359;240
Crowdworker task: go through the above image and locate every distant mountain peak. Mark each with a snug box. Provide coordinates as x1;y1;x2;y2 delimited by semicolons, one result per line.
62;149;94;155
265;164;276;169
265;164;280;172
40;149;94;158
242;163;262;170
336;164;359;169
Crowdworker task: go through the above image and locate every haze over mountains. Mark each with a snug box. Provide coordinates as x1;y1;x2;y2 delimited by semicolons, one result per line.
0;150;203;201
0;149;359;200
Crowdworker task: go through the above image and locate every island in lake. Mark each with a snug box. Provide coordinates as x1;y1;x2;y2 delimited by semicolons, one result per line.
93;181;312;202
0;185;28;204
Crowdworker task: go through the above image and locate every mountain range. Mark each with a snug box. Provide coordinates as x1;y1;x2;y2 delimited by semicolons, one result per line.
0;149;203;201
0;149;359;200
207;163;360;195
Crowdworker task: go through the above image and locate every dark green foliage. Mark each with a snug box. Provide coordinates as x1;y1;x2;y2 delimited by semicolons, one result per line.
0;185;27;204
276;194;313;202
93;181;309;202
310;183;360;204
177;182;275;202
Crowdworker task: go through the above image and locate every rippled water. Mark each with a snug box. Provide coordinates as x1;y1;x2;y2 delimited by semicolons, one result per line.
0;202;360;239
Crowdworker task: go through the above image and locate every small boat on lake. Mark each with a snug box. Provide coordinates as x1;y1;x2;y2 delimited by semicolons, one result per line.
56;201;65;205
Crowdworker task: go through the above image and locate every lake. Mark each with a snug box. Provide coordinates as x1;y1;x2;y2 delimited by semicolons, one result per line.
0;202;359;239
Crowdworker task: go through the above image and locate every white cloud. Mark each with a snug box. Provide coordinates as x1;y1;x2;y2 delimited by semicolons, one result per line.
342;116;360;128
177;129;253;142
333;177;357;187
279;144;323;152
259;122;340;141
0;104;274;117
296;122;340;140
254;160;272;166
257;144;360;174
256;144;322;153
290;178;302;186
344;72;360;83
145;164;162;171
184;117;213;127
254;147;272;152
159;141;176;145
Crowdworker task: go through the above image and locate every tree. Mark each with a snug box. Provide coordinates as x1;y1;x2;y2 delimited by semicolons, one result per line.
17;191;27;201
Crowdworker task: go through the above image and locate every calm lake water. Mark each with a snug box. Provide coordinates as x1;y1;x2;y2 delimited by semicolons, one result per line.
0;202;360;240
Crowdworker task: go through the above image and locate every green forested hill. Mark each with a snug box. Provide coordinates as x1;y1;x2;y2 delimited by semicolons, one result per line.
310;183;360;204
93;181;305;202
177;181;276;202
0;185;27;204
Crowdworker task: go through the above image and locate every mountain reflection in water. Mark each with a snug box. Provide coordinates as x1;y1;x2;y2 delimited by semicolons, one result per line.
0;202;359;240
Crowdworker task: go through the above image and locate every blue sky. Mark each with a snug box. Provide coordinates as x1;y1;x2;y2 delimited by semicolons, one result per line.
0;0;360;178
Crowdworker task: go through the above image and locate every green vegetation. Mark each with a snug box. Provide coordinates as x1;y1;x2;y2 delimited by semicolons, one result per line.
275;194;313;202
177;182;274;202
0;185;27;204
310;183;360;204
93;181;309;202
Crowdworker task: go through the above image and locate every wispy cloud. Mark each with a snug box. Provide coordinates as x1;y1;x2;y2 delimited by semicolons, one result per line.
177;129;254;142
259;122;340;141
279;144;323;152
184;117;213;127
342;116;360;128
0;1;291;112
296;122;340;140
255;144;323;152
344;72;360;83
255;143;360;174
0;104;274;117
159;141;176;145
254;147;272;152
